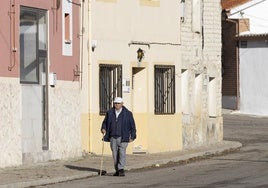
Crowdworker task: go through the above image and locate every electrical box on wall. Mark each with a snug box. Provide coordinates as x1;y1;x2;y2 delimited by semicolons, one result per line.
123;78;130;93
49;72;57;87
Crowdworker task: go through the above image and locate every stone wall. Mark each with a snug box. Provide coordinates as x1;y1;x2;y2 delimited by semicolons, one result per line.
181;0;222;148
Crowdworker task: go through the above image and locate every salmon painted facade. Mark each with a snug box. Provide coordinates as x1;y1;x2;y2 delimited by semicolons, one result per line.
0;0;81;167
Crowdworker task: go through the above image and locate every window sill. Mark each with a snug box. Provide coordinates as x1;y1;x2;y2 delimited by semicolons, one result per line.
65;40;72;44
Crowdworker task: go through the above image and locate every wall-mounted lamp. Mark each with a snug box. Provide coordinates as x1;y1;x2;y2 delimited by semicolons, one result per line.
137;48;144;62
92;40;97;52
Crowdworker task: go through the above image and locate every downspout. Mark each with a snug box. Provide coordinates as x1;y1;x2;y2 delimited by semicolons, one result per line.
8;0;16;71
80;0;85;89
225;18;240;110
88;0;92;152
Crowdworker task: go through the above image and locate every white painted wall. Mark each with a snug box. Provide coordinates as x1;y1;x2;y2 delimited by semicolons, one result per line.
229;0;268;34
239;40;268;115
0;78;81;167
0;78;22;167
49;81;82;160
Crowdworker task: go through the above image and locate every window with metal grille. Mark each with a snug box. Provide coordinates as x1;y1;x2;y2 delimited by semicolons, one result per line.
99;64;122;115
154;65;175;114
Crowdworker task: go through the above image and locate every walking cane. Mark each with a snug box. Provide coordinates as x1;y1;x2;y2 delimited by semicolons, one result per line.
99;134;106;176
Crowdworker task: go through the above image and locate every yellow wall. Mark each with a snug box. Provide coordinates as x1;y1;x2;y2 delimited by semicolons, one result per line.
139;0;160;7
148;113;182;153
132;113;149;153
89;113;107;154
80;113;90;152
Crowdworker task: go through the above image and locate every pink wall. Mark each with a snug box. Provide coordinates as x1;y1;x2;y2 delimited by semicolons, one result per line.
0;0;80;81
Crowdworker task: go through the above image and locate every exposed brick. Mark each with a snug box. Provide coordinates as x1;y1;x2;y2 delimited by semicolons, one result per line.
222;20;238;96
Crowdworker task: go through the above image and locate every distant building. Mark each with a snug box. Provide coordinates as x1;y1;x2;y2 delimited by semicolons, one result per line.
222;0;268;115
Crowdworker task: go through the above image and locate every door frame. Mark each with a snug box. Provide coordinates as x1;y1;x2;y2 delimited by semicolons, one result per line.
20;6;49;152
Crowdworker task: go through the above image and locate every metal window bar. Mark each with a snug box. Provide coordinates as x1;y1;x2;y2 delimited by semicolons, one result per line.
154;65;175;114
99;64;122;115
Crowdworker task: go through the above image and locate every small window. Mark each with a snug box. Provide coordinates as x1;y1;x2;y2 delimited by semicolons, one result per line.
154;65;175;114
208;77;217;117
181;69;189;114
64;13;71;43
99;64;122;115
20;9;39;83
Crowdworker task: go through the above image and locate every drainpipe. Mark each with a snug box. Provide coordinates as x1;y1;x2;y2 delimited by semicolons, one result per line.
87;0;92;152
80;0;85;89
8;0;16;71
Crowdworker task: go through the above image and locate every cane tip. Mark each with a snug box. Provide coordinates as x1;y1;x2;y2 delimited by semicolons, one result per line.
98;170;107;175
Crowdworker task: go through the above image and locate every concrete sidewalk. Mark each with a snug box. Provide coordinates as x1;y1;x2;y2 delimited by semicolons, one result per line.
0;141;241;188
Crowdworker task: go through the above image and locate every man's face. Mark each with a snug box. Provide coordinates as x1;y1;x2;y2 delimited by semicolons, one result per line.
114;102;123;110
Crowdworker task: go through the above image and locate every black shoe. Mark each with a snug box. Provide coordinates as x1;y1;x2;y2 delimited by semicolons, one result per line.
118;169;125;176
113;171;119;176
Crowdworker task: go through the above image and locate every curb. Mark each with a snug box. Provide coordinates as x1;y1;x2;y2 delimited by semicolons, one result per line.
1;172;98;188
128;141;242;170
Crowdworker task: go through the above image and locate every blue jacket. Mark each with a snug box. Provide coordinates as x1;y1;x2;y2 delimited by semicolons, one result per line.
101;106;136;142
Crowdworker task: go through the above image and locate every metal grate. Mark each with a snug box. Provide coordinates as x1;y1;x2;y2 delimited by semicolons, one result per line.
154;65;175;114
99;64;122;115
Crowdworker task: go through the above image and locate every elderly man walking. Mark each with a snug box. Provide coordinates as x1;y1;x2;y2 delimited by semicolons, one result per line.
101;97;137;176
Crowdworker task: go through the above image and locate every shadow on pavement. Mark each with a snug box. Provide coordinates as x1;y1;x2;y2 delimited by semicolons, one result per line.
64;165;107;175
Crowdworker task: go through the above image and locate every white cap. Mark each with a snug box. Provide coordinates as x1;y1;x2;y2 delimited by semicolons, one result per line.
113;97;123;103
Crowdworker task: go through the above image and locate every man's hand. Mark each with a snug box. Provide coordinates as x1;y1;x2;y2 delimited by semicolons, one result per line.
101;129;106;135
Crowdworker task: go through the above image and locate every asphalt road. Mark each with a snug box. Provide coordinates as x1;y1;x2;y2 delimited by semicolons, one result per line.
36;113;268;188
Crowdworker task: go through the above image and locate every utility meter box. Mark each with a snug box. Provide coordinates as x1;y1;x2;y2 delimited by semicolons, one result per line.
49;72;57;87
